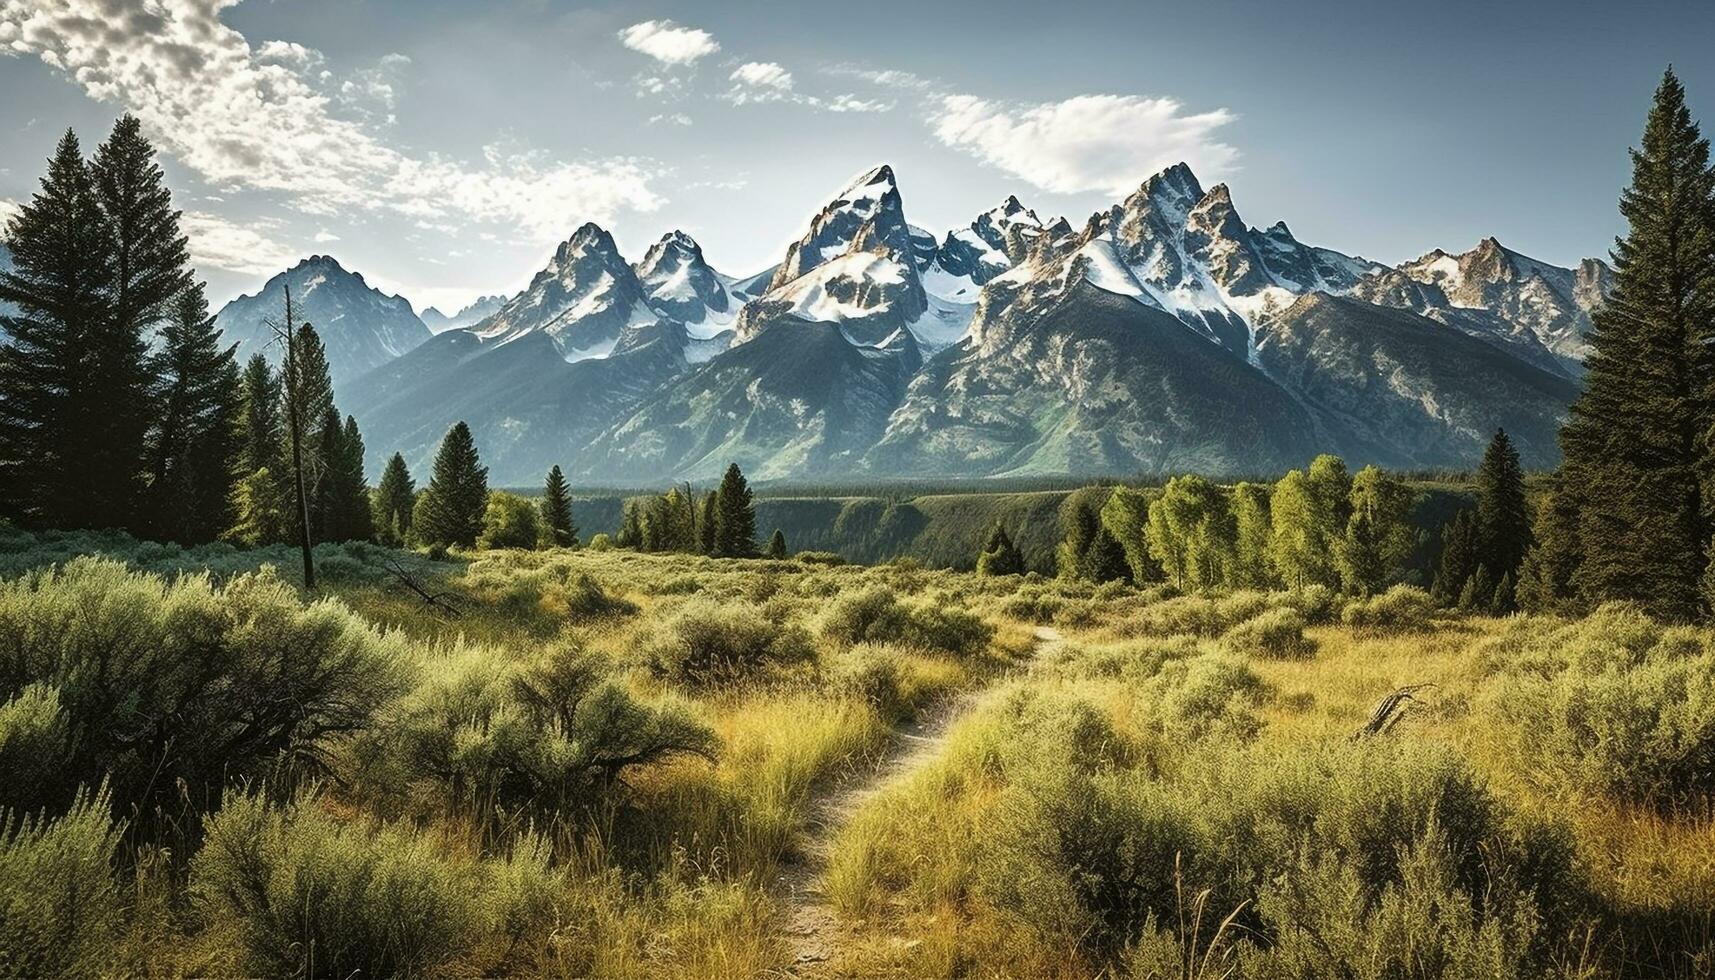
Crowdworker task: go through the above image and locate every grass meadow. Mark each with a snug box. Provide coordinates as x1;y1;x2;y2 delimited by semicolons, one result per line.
0;525;1711;977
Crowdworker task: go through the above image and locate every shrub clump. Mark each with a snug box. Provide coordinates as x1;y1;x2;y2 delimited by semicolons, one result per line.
1222;607;1314;659
820;585;993;657
193;793;570;978
0;788;124;978
1340;584;1436;633
564;573;637;622
646;600;816;685
0;557;409;821
1482;603;1715;808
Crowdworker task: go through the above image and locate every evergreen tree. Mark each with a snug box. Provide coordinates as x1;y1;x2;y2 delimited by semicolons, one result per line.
1057;499;1101;580
540;465;578;548
1459;564;1496;613
617;500;644;549
373;453;416;546
414;421;489;548
1085;526;1133;585
1475;429;1531;594
226;466;286;547
766;528;788;559
713;463;756;557
326;414;371;542
1432;509;1481;606
235;354;283;477
0;130;117;527
1516;480;1581;615
1339;509;1389;597
976;522;1026;577
1229;482;1274;589
698;489;719;554
146;283;240;542
1559;69;1715;620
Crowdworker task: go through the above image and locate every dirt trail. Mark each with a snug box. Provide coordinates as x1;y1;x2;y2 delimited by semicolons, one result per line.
773;626;1064;977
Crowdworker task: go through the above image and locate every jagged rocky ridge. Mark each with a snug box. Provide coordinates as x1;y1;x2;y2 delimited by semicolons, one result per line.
288;162;1609;483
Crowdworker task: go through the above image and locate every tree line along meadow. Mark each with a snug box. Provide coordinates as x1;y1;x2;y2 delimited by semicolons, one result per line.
0;70;1711;978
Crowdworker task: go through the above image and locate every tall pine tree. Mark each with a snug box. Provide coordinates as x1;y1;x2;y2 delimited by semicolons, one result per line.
414;421;489;548
1475;429;1531;595
146;283;240;542
712;463;756;557
540;464;577;548
0;131;116;527
1559;69;1715;620
372;452;416;546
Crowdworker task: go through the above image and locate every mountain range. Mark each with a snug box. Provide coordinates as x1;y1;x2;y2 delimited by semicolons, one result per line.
213;164;1609;485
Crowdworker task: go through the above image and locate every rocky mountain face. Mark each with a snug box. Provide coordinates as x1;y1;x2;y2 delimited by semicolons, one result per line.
421;294;507;333
321;161;1612;484
214;255;430;390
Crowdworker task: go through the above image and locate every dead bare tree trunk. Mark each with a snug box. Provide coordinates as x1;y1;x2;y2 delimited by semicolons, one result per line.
268;285;315;591
1353;684;1433;739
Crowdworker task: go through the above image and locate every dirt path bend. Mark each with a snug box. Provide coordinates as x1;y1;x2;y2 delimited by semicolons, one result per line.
773;626;1064;977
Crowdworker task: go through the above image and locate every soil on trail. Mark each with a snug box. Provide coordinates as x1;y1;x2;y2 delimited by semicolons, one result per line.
772;626;1064;978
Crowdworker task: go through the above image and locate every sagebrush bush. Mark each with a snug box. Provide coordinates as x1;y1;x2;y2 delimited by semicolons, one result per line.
828;644;911;722
1122;591;1272;639
0;557;410;821
194;793;571;977
0;787;124;979
564;572;637;622
1482;604;1715;807
646;599;816;685
820;585;993;656
1341;584;1437;633
359;641;715;820
1222;607;1314;659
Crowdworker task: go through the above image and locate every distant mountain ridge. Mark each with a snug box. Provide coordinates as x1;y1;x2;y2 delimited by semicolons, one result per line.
228;163;1611;484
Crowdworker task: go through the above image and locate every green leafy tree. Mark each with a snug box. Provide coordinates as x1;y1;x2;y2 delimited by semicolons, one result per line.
1559;69;1715;620
1340;466;1415;595
479;491;541;550
1145;474;1232;591
766;528;788;559
0;130;117;527
1267;468;1340;589
713;463;756;557
226;466;286;546
1057;494;1102;580
540;465;578;548
1100;487;1161;583
372;453;415;546
1229;482;1275;589
413;422;488;548
976;522;1026;576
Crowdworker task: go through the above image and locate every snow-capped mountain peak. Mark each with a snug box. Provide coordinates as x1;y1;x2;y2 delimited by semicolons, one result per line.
634;230;735;330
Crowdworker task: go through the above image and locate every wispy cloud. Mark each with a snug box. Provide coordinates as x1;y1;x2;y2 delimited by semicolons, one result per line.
180;210;300;276
0;0;666;242
932;93;1238;196
617;19;720;66
724;61;890;113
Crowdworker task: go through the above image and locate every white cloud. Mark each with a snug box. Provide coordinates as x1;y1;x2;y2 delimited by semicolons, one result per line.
649;113;693;127
617;19;719;66
822;94;892;113
313;228;340;243
180;211;300;276
0;1;666;242
731;61;793;91
824;65;933;91
932;93;1238;196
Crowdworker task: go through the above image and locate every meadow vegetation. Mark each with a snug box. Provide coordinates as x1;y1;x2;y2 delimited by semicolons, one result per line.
0;524;1712;978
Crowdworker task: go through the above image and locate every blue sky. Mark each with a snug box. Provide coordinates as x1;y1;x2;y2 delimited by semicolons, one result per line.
0;0;1710;313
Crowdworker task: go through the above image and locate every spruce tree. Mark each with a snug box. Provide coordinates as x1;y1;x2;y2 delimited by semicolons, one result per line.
541;464;578;548
1559;69;1715;620
331;415;371;542
415;421;488;548
977;522;1026;577
1432;509;1481;607
372;452;416;546
1058;500;1100;580
1475;429;1531;591
713;463;757;557
1085;526;1133;585
230;354;285;543
225;466;286;547
1515;480;1581;615
146;283;240;542
617;500;643;549
1339;509;1389;597
766;528;788;559
0;130;116;527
